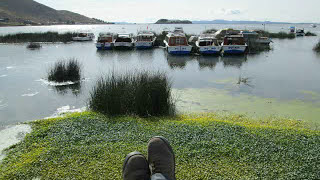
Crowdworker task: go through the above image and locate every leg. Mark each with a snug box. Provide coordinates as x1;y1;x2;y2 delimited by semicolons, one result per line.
123;151;151;180
148;136;176;180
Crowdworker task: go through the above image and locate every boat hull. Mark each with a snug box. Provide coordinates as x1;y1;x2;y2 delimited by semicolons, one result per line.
222;45;247;54
96;42;112;50
72;37;94;41
198;46;221;55
167;46;192;55
135;41;153;49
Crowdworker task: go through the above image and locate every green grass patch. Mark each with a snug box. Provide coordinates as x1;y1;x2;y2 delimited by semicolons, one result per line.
48;58;81;83
0;32;76;43
0;112;319;179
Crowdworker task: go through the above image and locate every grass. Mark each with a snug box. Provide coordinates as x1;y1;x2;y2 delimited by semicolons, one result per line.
88;71;175;117
305;31;317;36
313;41;320;52
47;58;81;82
0;32;76;43
256;30;296;39
0;112;319;179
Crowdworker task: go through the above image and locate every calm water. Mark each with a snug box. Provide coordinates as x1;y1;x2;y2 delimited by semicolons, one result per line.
1;24;320;129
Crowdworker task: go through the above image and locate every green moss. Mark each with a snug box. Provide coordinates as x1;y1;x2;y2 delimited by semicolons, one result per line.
1;112;319;179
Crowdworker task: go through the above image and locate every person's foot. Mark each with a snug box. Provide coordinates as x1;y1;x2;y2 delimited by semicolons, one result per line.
123;151;151;180
148;136;176;180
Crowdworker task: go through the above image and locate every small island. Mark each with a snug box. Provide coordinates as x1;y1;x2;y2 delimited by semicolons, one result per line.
155;19;192;24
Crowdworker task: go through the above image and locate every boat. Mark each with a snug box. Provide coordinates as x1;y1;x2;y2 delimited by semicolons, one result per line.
296;28;305;36
134;31;156;49
240;30;272;45
221;35;247;55
114;33;134;49
164;28;192;55
256;37;272;45
96;33;114;50
310;24;317;28
195;34;221;55
72;33;95;41
289;27;296;34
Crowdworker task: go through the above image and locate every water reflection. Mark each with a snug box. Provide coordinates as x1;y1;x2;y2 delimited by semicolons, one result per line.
197;56;220;70
166;55;195;69
136;49;154;62
96;50;116;60
53;83;82;96
221;55;248;68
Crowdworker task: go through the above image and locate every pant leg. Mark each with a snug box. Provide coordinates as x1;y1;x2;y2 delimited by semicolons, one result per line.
151;173;170;180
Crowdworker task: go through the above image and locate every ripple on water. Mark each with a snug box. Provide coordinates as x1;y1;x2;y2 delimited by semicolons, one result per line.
0;124;31;161
0;75;8;78
21;92;39;97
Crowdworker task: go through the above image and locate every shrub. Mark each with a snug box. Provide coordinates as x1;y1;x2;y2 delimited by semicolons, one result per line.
313;41;320;52
48;58;81;82
88;71;175;117
0;32;76;43
305;31;317;36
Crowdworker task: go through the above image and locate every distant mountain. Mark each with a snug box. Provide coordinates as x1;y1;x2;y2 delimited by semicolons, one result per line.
155;19;192;24
0;0;111;26
192;19;290;24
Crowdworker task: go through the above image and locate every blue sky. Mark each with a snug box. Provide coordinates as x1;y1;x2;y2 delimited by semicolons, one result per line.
35;0;320;23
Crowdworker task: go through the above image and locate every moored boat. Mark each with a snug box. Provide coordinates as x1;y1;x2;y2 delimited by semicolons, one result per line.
296;28;305;36
221;35;247;55
134;31;156;49
96;33;114;50
196;34;221;55
164;28;192;55
72;33;95;41
114;33;134;49
310;24;317;28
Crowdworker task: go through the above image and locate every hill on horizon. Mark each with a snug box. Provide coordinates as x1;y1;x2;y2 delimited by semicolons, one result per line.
0;0;107;26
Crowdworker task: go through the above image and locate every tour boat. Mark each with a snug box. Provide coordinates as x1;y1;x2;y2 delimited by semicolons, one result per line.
195;34;221;55
296;28;305;36
114;33;134;49
96;33;114;50
134;31;156;49
289;27;296;34
72;33;95;41
221;35;247;54
310;24;317;28
164;28;192;55
240;31;272;45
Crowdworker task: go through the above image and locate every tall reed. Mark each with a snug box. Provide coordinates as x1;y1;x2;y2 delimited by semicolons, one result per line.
48;58;81;82
88;71;175;117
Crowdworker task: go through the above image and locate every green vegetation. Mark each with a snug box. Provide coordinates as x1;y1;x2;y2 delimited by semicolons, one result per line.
155;19;192;24
256;30;296;39
305;31;317;36
0;112;319;179
313;41;320;52
0;32;76;43
48;58;81;82
89;71;175;117
26;42;41;49
203;28;218;34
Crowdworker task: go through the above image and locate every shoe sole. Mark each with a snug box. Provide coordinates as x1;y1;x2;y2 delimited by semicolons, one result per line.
123;151;146;172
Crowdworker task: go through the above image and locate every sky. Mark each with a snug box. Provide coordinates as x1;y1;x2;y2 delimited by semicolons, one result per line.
35;0;320;23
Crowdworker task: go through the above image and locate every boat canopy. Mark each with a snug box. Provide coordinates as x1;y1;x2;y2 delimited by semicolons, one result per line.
136;31;155;41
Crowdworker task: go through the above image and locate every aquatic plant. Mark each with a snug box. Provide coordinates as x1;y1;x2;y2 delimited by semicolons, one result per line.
313;41;320;52
47;58;81;82
203;28;218;34
88;71;175;117
305;31;317;36
26;42;41;49
256;30;295;39
0;31;76;43
0;112;319;179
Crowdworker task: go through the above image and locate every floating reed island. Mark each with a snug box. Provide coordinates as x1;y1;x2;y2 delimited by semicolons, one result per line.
0;32;77;43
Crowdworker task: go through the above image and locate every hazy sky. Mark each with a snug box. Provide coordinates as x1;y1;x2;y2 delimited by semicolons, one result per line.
35;0;320;23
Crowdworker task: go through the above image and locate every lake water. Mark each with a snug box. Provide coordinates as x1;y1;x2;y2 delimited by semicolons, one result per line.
1;24;320;130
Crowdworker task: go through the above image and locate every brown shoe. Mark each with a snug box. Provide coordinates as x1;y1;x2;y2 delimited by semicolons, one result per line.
148;136;176;180
123;151;151;180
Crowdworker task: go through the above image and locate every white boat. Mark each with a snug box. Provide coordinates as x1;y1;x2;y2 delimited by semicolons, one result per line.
72;33;95;41
310;24;317;28
296;29;305;36
240;31;272;45
114;33;134;49
134;31;156;49
289;26;296;34
221;35;247;55
164;28;192;55
96;33;114;50
196;34;221;55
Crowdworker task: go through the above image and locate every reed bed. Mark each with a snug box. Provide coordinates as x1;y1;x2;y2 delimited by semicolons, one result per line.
26;42;41;49
47;58;81;82
89;71;175;117
313;41;320;52
305;31;317;36
0;32;76;43
256;30;296;39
